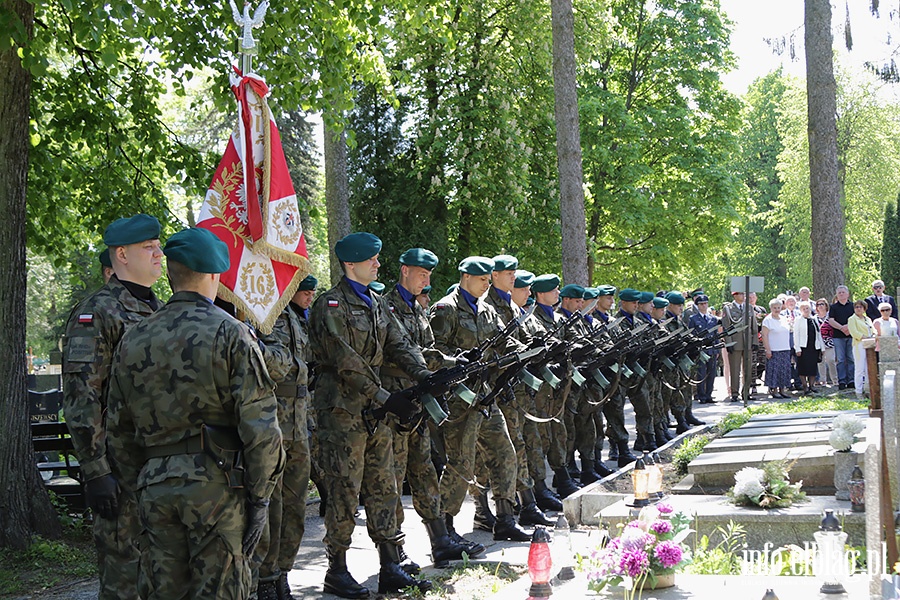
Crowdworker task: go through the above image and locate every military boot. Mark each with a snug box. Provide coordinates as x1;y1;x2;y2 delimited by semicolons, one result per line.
672;409;690;434
424;517;469;568
472;487;496;532
594;458;614;478
552;467;582;499
444;513;485;557
493;498;532;541
654;423;668;447
277;572;296;600
684;405;705;426
616;440;638;468
533;480;563;512
565;453;581;479
608;437;619;461
323;551;370;599
257;579;279;600
397;542;420;575
517;489;555;527
377;543;432;595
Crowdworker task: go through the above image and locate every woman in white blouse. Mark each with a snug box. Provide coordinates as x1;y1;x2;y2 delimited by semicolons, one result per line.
793;301;823;394
873;301;900;353
762;298;793;398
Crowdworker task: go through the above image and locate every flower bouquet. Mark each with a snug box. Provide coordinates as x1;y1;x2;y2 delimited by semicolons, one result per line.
829;414;865;452
581;503;692;599
728;461;805;509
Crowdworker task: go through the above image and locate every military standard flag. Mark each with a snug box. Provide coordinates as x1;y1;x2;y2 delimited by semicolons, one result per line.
197;69;310;333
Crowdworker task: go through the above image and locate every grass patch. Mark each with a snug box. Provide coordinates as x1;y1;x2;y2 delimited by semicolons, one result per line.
411;561;527;600
748;397;867;415
0;533;96;595
673;434;711;475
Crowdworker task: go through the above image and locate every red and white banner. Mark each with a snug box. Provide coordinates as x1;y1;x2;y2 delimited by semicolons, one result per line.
197;69;310;333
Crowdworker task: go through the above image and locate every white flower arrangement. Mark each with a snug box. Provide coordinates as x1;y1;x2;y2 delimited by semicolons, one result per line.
733;467;766;499
829;414;865;452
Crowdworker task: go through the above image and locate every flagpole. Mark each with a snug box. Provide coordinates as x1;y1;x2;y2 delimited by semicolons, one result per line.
229;0;269;75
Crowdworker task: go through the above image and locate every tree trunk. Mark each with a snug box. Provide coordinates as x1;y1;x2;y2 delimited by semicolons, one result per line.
0;0;62;549
323;116;351;286
551;0;590;286
805;0;845;298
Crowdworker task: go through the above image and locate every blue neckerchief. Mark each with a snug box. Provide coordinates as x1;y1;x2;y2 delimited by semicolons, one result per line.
396;284;416;309
618;309;634;325
459;286;480;315
584;314;593;325
639;311;653;323
345;277;372;308
538;303;556;320
301;308;308;320
492;286;512;306
560;308;573;318
666;310;676;320
595;310;609;323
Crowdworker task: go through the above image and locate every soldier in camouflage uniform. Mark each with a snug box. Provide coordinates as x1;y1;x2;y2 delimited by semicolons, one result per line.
62;214;163;599
589;285;625;469
662;292;697;432
628;291;658;452
530;274;580;498
605;289;644;465
481;256;554;529
105;227;285;600
253;274;318;600
648;296;674;446
309;232;433;598
429;256;532;543
381;248;475;569
510;273;563;512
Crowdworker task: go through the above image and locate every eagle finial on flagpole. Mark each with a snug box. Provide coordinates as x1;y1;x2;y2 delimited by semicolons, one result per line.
229;0;268;73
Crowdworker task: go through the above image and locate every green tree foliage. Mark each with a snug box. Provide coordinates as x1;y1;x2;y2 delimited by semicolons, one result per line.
579;0;744;290
881;195;900;296
774;66;900;297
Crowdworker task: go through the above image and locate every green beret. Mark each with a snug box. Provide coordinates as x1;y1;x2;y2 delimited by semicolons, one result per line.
458;256;494;276
619;288;641;302
103;214;161;246
596;284;617;297
514;270;535;288
99;248;111;268
560;284;585;298
532;274;560;294
335;232;382;262
399;248;439;269
582;287;600;300
368;281;385;293
446;283;459;295
298;274;317;291
420;285;432;295
639;291;655;304
492;254;519;271
665;291;685;305
164;228;230;274
652;297;670;308
525;296;535;306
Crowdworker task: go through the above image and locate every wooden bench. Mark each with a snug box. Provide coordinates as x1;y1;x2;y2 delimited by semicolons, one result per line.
31;421;86;510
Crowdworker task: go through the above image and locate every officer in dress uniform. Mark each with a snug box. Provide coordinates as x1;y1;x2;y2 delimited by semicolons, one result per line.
309;233;434;598
62;214;163;600
105;227;285;599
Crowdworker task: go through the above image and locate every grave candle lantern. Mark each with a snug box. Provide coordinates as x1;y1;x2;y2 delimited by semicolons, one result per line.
812;510;848;595
847;465;865;512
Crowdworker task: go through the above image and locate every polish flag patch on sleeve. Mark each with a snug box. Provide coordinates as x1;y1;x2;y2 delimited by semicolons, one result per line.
78;314;93;324
327;300;339;308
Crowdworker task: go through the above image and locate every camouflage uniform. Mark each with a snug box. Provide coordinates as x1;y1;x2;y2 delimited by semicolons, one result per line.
516;309;554;486
591;311;627;455
663;309;691;428
626;310;655;447
428;288;519;516
254;303;312;586
557;308;598;472
382;284;454;525
308;278;431;555
531;303;571;473
62;275;158;599
105;291;284;600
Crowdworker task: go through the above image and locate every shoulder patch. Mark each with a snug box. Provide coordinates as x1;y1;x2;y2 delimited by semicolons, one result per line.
78;314;93;325
327;299;339;308
434;303;448;309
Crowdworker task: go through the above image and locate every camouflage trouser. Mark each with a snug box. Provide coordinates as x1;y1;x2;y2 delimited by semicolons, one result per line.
626;376;653;438
94;488;141;600
535;377;570;470
646;372;665;425
138;479;250;600
440;399;516;516
603;385;629;444
564;386;598;465
499;395;532;492
518;384;549;484
317;407;402;553
255;435;310;580
662;371;687;416
392;421;441;525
